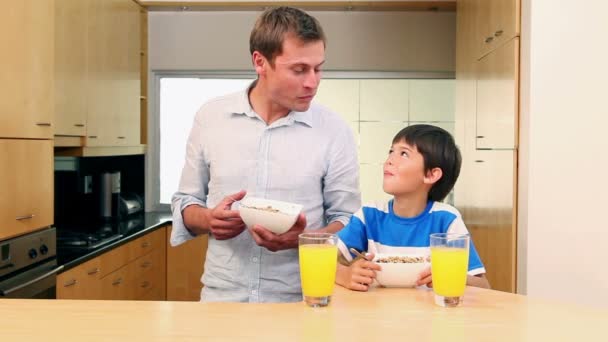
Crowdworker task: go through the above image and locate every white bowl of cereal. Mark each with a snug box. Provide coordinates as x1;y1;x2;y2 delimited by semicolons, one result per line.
238;197;303;235
373;254;431;287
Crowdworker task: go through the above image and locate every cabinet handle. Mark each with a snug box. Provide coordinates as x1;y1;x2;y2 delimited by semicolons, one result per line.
475;160;485;163
74;124;85;127
485;36;494;43
35;122;52;127
140;261;152;268
141;281;150;288
112;278;123;286
117;136;126;139
88;136;98;139
141;241;150;248
16;214;35;221
63;279;77;287
494;29;504;37
87;267;100;275
476;135;485;139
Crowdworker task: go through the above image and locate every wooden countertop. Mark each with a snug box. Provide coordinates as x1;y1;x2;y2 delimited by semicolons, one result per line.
2;286;606;340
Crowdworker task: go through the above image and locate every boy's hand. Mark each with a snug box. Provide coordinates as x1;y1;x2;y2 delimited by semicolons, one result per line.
416;266;433;287
342;254;381;291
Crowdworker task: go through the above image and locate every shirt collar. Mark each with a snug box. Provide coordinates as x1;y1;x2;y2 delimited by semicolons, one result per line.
230;80;314;128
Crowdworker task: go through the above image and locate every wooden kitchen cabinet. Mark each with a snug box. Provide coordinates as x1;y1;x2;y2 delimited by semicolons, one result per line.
475;0;520;59
476;38;519;150
0;140;53;241
85;0;141;147
166;225;207;301
57;257;102;299
54;0;88;137
464;150;517;292
57;227;166;300
0;0;54;139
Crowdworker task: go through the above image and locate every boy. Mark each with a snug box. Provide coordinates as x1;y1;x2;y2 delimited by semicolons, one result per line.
335;124;490;291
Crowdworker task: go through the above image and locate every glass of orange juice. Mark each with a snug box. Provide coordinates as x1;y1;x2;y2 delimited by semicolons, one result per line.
430;233;470;307
298;233;338;307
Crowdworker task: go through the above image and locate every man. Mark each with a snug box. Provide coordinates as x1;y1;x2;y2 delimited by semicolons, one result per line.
171;7;360;303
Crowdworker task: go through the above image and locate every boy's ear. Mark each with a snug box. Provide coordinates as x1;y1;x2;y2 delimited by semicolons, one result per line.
423;167;443;185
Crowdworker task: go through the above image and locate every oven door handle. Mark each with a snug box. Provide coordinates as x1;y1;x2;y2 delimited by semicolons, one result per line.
0;265;63;296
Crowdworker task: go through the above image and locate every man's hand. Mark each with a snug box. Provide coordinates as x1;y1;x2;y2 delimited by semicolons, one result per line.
336;254;381;292
248;213;307;252
416;267;433;287
205;190;247;240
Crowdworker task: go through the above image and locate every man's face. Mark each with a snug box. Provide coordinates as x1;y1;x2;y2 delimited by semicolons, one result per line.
382;140;431;197
259;35;325;112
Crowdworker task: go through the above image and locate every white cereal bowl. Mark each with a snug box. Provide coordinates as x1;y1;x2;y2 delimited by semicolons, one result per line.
374;254;430;288
238;197;303;235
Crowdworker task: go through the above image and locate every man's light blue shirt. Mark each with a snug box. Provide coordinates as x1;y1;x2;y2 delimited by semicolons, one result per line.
171;85;361;303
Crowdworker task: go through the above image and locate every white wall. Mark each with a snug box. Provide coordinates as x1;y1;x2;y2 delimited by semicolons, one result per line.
519;0;608;307
148;11;455;71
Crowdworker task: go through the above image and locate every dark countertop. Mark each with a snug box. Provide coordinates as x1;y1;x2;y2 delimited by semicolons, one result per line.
57;212;173;272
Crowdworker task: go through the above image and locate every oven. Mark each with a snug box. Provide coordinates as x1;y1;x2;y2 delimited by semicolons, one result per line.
0;228;61;299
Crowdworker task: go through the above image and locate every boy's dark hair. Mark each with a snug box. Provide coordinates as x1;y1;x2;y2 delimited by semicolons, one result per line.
249;7;326;66
392;124;462;202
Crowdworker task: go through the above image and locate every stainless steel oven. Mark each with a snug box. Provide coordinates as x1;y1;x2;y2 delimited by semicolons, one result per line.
0;228;62;299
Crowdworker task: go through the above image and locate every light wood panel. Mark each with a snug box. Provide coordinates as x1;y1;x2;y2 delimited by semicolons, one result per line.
55;0;88;136
476;37;519;149
476;0;520;59
0;0;54;139
0;140;53;241
166;225;208;301
99;227;165;277
140;7;148;145
4;286;608;340
57;257;102;299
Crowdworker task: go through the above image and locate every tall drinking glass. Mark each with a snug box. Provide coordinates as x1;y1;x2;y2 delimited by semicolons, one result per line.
430;233;470;307
298;233;338;307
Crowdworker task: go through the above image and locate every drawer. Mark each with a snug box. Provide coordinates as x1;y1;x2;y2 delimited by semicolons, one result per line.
134;249;164;278
99;265;132;300
98;228;165;278
0;139;53;241
56;258;102;300
135;261;166;300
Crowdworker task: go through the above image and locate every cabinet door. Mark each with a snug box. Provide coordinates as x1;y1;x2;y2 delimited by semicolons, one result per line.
408;80;455;122
464;150;516;292
54;0;87;136
0;0;54;139
476;38;519;149
476;0;520;59
120;0;141;146
134;249;166;300
166;226;207;301
0;140;53;241
56;258;102;299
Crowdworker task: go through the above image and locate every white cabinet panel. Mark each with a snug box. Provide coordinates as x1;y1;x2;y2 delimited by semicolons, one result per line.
360;164;392;204
360;80;409;121
314;79;359;122
409;80;455;122
359;122;406;164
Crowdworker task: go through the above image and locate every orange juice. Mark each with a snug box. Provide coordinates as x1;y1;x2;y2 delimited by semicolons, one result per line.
299;244;338;297
431;247;469;297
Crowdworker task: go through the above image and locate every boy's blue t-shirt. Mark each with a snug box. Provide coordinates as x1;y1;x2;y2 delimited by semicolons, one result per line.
337;200;486;275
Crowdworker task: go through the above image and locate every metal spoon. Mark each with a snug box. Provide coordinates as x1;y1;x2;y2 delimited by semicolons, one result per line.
349;247;371;262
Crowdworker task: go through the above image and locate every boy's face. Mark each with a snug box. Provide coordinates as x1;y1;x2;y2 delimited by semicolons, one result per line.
383;140;435;197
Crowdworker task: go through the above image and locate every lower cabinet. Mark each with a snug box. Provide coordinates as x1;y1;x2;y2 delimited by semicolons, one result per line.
57;228;166;300
57;224;208;301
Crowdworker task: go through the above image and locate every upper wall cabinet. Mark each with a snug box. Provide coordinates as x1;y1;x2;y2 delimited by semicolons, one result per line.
475;0;520;59
55;0;88;136
0;0;54;139
476;38;519;150
54;0;141;148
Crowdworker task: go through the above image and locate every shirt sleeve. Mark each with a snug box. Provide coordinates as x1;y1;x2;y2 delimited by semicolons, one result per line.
170;110;210;247
336;209;368;262
446;216;486;276
322;122;361;227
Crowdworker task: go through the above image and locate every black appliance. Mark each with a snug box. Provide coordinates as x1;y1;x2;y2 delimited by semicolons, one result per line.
56;215;144;253
0;228;61;299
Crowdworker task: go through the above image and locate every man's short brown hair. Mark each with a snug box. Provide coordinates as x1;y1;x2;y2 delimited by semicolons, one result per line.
249;7;326;66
